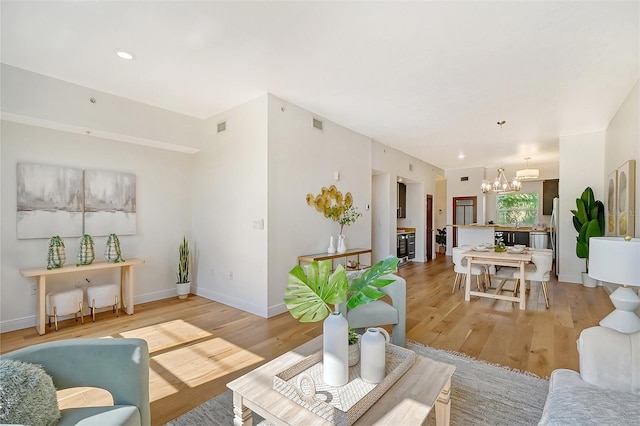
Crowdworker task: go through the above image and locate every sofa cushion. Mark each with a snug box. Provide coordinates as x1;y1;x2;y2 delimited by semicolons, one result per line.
538;380;640;425
0;358;61;426
60;405;141;426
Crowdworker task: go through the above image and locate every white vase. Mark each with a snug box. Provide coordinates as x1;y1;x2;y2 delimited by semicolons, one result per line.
337;234;347;254
360;327;390;384
328;236;336;254
323;312;348;386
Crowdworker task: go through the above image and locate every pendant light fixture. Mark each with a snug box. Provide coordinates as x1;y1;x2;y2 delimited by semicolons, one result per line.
481;121;521;194
516;157;540;180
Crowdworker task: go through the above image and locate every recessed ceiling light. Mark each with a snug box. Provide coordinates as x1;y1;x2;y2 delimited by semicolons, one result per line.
458;153;465;159
116;50;136;60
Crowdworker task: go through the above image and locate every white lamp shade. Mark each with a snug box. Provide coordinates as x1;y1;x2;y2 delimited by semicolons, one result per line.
588;237;640;286
515;168;539;180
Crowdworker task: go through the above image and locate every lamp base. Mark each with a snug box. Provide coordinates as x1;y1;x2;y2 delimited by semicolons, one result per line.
599;286;640;333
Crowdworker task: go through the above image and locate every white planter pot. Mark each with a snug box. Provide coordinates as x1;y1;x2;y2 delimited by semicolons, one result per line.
582;273;598;288
176;282;191;299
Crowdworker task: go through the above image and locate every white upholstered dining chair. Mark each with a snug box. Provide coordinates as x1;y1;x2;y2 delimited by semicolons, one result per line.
452;247;488;293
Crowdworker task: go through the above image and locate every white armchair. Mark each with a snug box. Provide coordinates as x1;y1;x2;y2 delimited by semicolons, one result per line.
339;273;406;347
539;326;640;424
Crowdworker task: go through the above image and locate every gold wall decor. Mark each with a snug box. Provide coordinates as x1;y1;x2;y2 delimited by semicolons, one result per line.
617;160;636;237
306;185;353;222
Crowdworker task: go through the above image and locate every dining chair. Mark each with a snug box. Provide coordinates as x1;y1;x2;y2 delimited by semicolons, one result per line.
452;247;487;293
519;251;553;308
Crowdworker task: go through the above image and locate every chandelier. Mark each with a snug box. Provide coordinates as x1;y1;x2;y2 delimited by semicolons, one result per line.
516;157;540;180
481;121;521;194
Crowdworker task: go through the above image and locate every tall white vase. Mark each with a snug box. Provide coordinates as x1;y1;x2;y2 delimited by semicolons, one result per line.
323;312;348;386
337;234;347;254
328;236;336;254
360;327;390;384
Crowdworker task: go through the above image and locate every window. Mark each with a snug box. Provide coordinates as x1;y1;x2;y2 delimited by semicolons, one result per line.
496;193;539;226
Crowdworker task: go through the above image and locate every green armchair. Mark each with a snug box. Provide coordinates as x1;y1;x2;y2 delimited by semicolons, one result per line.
2;338;150;426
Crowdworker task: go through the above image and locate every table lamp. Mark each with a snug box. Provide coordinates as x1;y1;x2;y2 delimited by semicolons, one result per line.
588;236;640;333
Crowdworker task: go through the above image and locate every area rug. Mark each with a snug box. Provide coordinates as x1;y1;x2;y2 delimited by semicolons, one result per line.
166;340;549;426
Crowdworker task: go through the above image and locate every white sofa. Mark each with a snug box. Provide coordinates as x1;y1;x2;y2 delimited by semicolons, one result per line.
539;326;640;425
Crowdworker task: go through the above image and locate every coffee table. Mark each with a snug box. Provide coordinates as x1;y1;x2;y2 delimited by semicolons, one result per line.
227;336;456;425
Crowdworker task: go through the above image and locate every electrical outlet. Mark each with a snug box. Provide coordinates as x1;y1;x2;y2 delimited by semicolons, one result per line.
75;280;84;288
30;285;36;296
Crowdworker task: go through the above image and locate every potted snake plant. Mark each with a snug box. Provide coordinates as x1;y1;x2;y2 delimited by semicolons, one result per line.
176;237;190;299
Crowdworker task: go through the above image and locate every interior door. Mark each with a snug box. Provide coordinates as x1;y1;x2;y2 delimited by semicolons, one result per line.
426;195;433;260
452;196;477;247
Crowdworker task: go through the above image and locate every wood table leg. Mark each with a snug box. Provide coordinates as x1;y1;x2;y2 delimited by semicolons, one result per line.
518;261;526;310
232;391;253;426
121;265;134;315
464;259;471;301
36;275;46;335
435;377;452;426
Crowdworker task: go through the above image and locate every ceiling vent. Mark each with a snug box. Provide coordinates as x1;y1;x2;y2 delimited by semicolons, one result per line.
217;121;226;133
312;118;323;131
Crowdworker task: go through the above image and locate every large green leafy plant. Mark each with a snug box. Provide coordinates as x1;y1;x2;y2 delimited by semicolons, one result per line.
284;256;400;322
571;187;604;272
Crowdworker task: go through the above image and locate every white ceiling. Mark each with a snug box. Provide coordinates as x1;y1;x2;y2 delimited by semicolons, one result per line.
1;1;638;171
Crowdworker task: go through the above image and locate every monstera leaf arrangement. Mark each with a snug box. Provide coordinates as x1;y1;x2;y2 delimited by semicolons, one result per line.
571;187;604;273
284;256;400;322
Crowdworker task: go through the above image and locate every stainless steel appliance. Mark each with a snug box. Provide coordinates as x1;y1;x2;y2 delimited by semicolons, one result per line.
550;197;559;277
529;231;549;249
397;234;408;264
407;233;416;259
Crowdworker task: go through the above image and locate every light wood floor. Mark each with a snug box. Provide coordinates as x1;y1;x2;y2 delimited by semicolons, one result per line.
0;255;612;425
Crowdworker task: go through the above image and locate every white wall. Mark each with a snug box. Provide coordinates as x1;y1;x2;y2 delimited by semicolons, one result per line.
605;80;640;238
266;95;373;315
444;167;485;254
1;121;192;332
372;173;392;263
558;131;605;283
191;96;269;316
1;65;203;153
435;179;447;232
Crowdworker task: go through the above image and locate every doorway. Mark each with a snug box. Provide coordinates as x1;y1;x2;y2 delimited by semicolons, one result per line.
452;196;477;247
426;194;433;260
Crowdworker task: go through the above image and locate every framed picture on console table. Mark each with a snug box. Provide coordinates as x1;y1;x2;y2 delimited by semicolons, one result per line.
616;160;636;237
606;170;617;236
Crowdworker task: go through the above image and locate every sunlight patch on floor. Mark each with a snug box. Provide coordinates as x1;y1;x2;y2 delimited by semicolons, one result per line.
151;337;265;394
119;319;212;352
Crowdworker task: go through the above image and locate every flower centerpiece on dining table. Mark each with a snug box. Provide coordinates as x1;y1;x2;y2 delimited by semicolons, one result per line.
284;255;400;386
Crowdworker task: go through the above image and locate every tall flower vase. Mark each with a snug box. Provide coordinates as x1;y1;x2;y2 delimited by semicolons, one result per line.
323;311;348;386
337;234;347;254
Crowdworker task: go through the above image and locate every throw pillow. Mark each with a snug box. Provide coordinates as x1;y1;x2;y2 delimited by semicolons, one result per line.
0;358;60;426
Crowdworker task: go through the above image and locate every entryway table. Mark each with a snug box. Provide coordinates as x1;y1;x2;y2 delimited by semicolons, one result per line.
20;258;144;335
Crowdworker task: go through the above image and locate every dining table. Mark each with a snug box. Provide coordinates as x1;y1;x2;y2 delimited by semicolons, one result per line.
463;248;532;310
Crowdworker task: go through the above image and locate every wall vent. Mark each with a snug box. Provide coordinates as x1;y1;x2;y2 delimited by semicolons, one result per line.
312;118;323;131
460;176;469;182
217;121;226;133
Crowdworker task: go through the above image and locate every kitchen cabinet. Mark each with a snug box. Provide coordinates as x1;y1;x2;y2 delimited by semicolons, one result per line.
495;231;529;246
543;179;559;215
397;182;406;218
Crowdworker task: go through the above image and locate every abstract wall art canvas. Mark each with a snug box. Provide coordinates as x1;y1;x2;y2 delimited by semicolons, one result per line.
606;170;617;236
84;169;137;236
617;160;636;237
16;163;84;239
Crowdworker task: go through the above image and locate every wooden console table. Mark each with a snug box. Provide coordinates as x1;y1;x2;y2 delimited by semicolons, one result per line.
298;248;372;271
20;258;145;335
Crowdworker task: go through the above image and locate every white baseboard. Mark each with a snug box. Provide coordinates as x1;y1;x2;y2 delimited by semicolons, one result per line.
268;302;288;318
192;286;268;318
558;273;582;284
0;315;37;334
